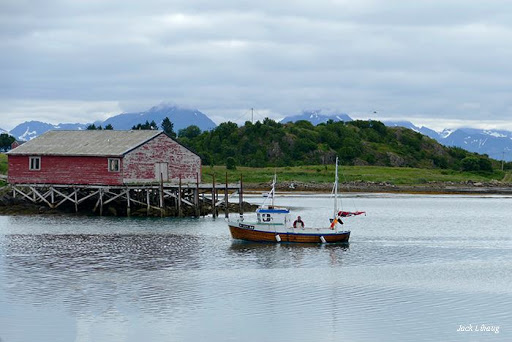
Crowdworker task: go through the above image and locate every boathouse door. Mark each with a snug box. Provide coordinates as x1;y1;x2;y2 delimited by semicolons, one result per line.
155;162;169;182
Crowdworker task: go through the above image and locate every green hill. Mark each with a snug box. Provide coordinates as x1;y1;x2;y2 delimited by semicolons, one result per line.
178;119;503;173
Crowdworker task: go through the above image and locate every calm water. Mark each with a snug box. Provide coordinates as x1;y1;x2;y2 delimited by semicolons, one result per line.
0;193;510;342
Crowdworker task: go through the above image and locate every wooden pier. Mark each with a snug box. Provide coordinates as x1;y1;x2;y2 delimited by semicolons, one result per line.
10;178;245;218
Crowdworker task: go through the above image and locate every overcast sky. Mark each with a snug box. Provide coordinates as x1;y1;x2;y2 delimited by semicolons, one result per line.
2;0;512;131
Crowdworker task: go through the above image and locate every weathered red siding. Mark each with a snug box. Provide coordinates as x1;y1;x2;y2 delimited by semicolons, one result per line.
8;155;124;185
123;134;201;183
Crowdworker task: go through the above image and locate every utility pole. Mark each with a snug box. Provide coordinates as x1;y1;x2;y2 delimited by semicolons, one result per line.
251;108;254;123
502;151;505;171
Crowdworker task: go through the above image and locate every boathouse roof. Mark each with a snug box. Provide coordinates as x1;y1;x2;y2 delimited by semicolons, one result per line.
7;130;163;156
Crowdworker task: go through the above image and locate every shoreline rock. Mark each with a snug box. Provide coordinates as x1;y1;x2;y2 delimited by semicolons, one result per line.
244;181;512;195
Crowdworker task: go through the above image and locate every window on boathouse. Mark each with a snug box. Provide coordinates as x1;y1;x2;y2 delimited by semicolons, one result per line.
29;156;41;170
108;158;120;172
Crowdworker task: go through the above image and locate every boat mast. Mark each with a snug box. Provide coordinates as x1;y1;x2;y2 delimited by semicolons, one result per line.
334;157;339;218
271;173;276;207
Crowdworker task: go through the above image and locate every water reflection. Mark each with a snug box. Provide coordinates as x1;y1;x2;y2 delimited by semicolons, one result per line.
229;241;349;268
1;194;511;342
2;233;204;320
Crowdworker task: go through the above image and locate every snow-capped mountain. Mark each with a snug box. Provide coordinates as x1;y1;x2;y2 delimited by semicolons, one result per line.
384;122;512;161
280;110;352;125
440;128;512;160
9;121;87;141
6;104;217;141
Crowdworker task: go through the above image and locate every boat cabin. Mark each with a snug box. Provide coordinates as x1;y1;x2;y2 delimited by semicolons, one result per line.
256;207;291;226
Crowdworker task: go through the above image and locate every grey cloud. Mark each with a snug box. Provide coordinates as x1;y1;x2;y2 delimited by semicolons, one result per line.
1;0;512;129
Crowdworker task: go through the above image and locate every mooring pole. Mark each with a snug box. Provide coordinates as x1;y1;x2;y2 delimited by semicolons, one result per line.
212;174;216;218
195;172;200;217
178;176;183;217
74;187;78;213
201;193;205;217
225;172;229;218
159;173;164;217
126;188;131;217
99;188;103;216
146;188;151;216
239;173;244;219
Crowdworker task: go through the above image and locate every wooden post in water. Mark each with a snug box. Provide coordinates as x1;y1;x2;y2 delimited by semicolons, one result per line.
239;173;244;218
126;188;131;217
225;172;229;218
194;173;200;217
212;174;217;218
178;176;183;217
74;187;78;213
201;193;205;217
146;188;151;216
159;173;164;217
99;188;104;216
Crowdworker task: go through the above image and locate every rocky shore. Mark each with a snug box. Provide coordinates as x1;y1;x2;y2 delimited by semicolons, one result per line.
245;180;512;195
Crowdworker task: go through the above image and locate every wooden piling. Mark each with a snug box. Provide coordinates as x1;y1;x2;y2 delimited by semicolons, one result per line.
146;188;151;215
212;174;217;218
194;173;200;217
159;173;164;217
178;176;183;217
225;172;229;218
99;188;103;216
239;173;244;218
127;188;131;217
74;187;78;212
10;181;242;218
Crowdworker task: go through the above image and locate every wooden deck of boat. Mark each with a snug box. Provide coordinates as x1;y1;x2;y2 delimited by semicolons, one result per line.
229;225;350;243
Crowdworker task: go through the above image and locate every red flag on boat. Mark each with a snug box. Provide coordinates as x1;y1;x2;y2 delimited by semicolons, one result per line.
338;211;366;217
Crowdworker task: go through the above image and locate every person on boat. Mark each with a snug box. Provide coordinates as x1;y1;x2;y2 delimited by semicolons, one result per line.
293;216;304;228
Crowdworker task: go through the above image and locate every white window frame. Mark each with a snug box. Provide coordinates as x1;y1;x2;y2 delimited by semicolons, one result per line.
108;158;120;172
29;156;41;171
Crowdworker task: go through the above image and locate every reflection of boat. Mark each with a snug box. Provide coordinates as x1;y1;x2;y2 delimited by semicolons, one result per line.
228;157;365;243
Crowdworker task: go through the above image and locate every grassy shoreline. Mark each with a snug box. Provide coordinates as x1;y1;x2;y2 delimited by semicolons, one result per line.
202;165;507;186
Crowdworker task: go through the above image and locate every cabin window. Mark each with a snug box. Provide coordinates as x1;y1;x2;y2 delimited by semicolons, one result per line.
29;156;41;170
108;158;120;172
263;214;272;222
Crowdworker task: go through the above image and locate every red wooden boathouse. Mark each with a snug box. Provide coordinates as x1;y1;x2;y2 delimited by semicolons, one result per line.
7;130;201;185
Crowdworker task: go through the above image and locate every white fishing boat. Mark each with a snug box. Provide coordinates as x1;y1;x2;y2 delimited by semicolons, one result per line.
227;157;365;243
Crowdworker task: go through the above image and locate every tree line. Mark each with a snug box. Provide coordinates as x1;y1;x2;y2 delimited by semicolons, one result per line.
171;118;504;172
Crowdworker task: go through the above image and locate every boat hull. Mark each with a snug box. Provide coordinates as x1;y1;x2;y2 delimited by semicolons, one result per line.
229;224;350;243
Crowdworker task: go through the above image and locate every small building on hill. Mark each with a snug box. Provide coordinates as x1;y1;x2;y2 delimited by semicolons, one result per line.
7;130;201;185
11;140;25;150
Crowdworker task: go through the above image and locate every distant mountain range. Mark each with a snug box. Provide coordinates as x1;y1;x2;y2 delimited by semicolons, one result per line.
383;120;512;161
4;105;512;161
9;121;89;142
7;104;217;142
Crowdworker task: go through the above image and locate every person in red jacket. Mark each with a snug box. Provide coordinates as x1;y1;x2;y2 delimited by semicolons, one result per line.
293;216;304;228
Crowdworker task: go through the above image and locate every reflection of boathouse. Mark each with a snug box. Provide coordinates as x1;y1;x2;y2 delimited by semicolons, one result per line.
6;130;242;216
